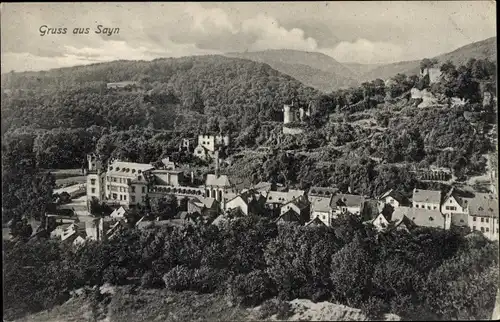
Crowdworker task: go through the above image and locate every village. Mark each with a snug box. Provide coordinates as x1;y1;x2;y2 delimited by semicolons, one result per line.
40;112;498;247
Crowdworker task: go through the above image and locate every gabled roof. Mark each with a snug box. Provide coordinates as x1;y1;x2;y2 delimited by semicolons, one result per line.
391;206;444;229
330;194;365;208
394;215;416;230
211;214;229;226
305;217;327;227
465;193;498;218
253;181;273;192
227;189;264;205
412;188;441;205
206;174;231;187
443;187;467;208
310;196;332;213
277;209;301;223
283;195;310;210
110;206;127;218
189;197;216;209
380;189;406;203
266;190;305;205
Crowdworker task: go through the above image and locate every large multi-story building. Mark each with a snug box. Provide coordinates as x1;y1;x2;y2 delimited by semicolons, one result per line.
86;154;242;211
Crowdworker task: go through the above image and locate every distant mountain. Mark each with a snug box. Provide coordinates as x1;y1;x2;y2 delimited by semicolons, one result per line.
225;49;359;92
358;36;497;82
342;62;382;78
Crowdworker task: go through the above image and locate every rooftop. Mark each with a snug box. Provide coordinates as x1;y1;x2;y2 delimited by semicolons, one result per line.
465;193;498;218
391;206;444;229
412;188;441;205
310;196;332;213
206;174;231;187
108;161;155;178
266;190;305;204
330;193;365;208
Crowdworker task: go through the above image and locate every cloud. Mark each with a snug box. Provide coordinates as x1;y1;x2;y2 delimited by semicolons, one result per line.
241;14;318;51
325;38;404;64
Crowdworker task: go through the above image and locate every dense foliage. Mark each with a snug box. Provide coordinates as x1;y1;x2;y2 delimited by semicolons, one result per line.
3;217;498;321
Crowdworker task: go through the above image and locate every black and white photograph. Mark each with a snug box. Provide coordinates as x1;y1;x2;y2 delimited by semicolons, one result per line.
1;1;498;321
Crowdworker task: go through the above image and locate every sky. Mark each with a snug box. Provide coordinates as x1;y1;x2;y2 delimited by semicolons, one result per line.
0;1;496;72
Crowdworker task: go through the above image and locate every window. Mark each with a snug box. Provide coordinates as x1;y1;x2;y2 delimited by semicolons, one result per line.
123;195;127;201
460;219;464;223
429;217;434;221
119;195;122;200
486;227;489;232
131;186;136;193
427;206;431;210
112;193;117;199
415;204;419;208
450;206;456;211
486;218;489;223
481;227;485;232
113;177;116;182
450;200;452;203
131;196;135;202
91;188;96;193
142;187;146;193
445;206;449;210
90;179;96;185
107;185;110;191
138;176;142;181
473;226;476;231
473;216;476;221
433;206;437;210
481;218;484;223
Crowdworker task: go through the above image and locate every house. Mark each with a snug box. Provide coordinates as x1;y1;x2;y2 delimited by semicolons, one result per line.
187;197;218;218
441;188;469;229
305;217;327;227
391;206;445;229
330;193;365;217
467;193;498;240
309;196;332;226
224;190;266;216
412;188;441;211
265;190;305;210
110;206;127;219
379;189;408;208
276;209;302;225
392;215;417;232
279;195;310;224
367;213;391;232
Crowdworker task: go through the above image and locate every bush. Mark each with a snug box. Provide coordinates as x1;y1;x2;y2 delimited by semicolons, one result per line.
191;266;227;293
360;297;388;320
225;270;274;306
163;266;193;291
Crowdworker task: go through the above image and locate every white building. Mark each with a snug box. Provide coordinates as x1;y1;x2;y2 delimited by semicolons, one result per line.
193;134;229;161
412;188;441;211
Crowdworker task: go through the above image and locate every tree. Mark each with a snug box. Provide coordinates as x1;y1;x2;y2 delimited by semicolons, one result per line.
330;235;374;307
